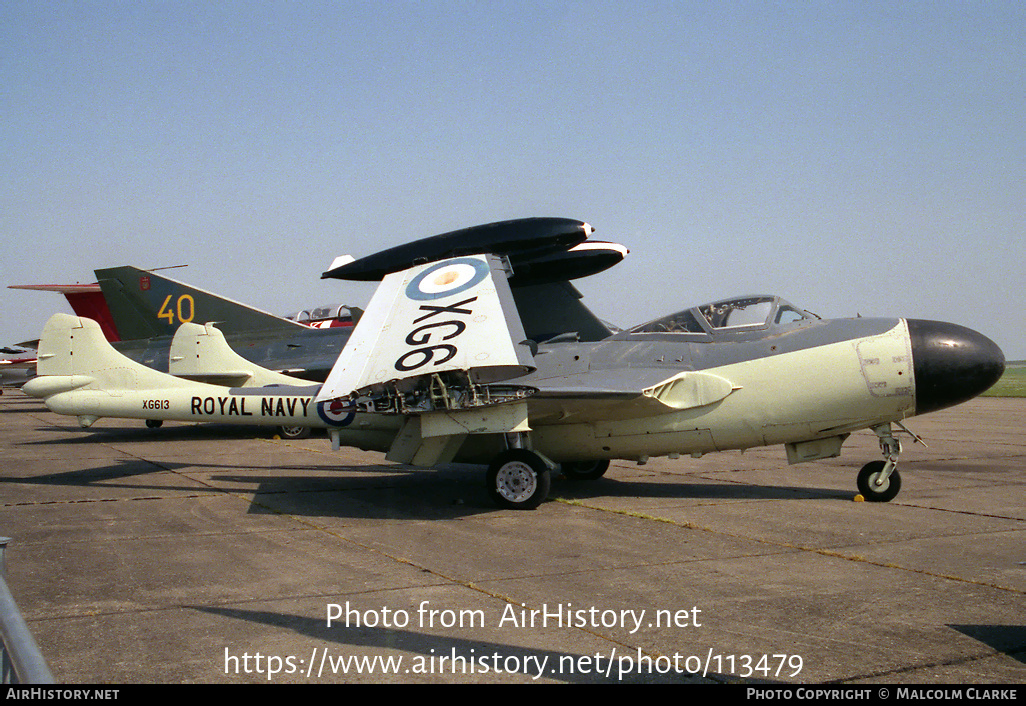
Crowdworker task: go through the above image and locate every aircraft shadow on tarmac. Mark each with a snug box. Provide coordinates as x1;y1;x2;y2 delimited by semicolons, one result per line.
949;625;1026;665
4;447;851;522
0;403;47;414
11;420;852;519
214;471;850;520
193;604;752;684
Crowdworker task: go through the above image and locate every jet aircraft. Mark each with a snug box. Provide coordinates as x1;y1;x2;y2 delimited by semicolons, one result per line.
0;348;36;392
13;269;358;382
13;220;626;438
22;218;1005;509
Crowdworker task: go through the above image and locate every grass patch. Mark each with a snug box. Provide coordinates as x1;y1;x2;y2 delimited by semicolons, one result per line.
982;363;1026;398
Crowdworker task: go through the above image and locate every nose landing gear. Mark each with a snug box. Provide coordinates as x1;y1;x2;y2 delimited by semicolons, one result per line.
857;424;903;502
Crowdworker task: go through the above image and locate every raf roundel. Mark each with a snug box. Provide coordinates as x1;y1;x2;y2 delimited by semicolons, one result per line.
405;257;490;301
317;399;356;427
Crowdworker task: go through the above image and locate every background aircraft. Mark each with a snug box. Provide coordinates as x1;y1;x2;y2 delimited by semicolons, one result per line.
12;218;626;439
11;218;627;376
0;347;36;392
12;268;359;382
22;219;1005;509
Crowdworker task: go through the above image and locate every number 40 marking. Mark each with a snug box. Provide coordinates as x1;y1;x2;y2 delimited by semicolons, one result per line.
157;294;195;325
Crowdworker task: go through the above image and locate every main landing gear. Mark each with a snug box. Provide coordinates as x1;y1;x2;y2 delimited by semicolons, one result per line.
560;459;610;481
487;448;552;510
278;425;312;440
857;423;904;502
485;434;613;510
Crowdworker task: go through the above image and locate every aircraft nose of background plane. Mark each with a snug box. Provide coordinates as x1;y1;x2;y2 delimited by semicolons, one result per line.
907;319;1005;416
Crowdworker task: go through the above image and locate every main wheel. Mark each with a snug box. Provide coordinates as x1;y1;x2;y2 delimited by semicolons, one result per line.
857;460;902;502
145;419;163;429
561;459;610;481
278;425;312;440
487;449;551;510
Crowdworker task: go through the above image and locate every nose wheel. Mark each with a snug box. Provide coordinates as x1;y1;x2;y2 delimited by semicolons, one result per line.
857;424;903;502
857;460;902;502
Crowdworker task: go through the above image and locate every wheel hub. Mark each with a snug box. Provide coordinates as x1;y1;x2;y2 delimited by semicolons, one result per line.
495;461;537;502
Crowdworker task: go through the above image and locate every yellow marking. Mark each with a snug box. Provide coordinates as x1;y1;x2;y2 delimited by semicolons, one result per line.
157;295;175;324
157;294;195;325
177;294;195;323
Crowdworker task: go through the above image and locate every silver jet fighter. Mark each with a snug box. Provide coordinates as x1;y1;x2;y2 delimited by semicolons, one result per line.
23;228;1005;510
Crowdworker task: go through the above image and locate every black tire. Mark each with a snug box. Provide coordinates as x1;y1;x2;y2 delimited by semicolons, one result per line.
279;425;312;439
145;419;163;429
561;459;610;481
486;449;551;510
857;460;901;502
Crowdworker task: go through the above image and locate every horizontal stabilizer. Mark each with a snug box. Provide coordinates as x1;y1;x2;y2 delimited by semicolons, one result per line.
10;283;120;342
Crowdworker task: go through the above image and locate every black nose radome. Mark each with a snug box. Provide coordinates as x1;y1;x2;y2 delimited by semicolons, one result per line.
907;319;1005;416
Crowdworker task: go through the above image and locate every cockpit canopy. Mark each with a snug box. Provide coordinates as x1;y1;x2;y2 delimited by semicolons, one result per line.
285;303;356;325
629;295;817;336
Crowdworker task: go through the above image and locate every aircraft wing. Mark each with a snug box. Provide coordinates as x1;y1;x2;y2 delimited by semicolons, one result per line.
316;254;535;406
320;218;627;343
524;368;739;424
0;357;37;369
314;254;538;466
0;356;37;389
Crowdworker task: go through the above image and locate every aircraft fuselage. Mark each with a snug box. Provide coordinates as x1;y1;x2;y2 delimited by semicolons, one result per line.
35;314;1003;471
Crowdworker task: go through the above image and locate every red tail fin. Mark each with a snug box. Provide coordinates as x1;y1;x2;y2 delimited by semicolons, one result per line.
8;284;121;342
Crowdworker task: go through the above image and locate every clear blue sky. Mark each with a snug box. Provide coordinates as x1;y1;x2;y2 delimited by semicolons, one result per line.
2;1;1023;358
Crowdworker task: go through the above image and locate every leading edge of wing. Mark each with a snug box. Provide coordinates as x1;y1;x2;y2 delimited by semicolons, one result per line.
526;368;739;422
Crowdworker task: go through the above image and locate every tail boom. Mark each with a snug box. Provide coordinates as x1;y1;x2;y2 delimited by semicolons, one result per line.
24;314;382;435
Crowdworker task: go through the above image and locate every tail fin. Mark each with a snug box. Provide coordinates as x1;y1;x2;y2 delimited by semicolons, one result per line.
27;314;196;397
94;266;305;340
169;322;310;387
